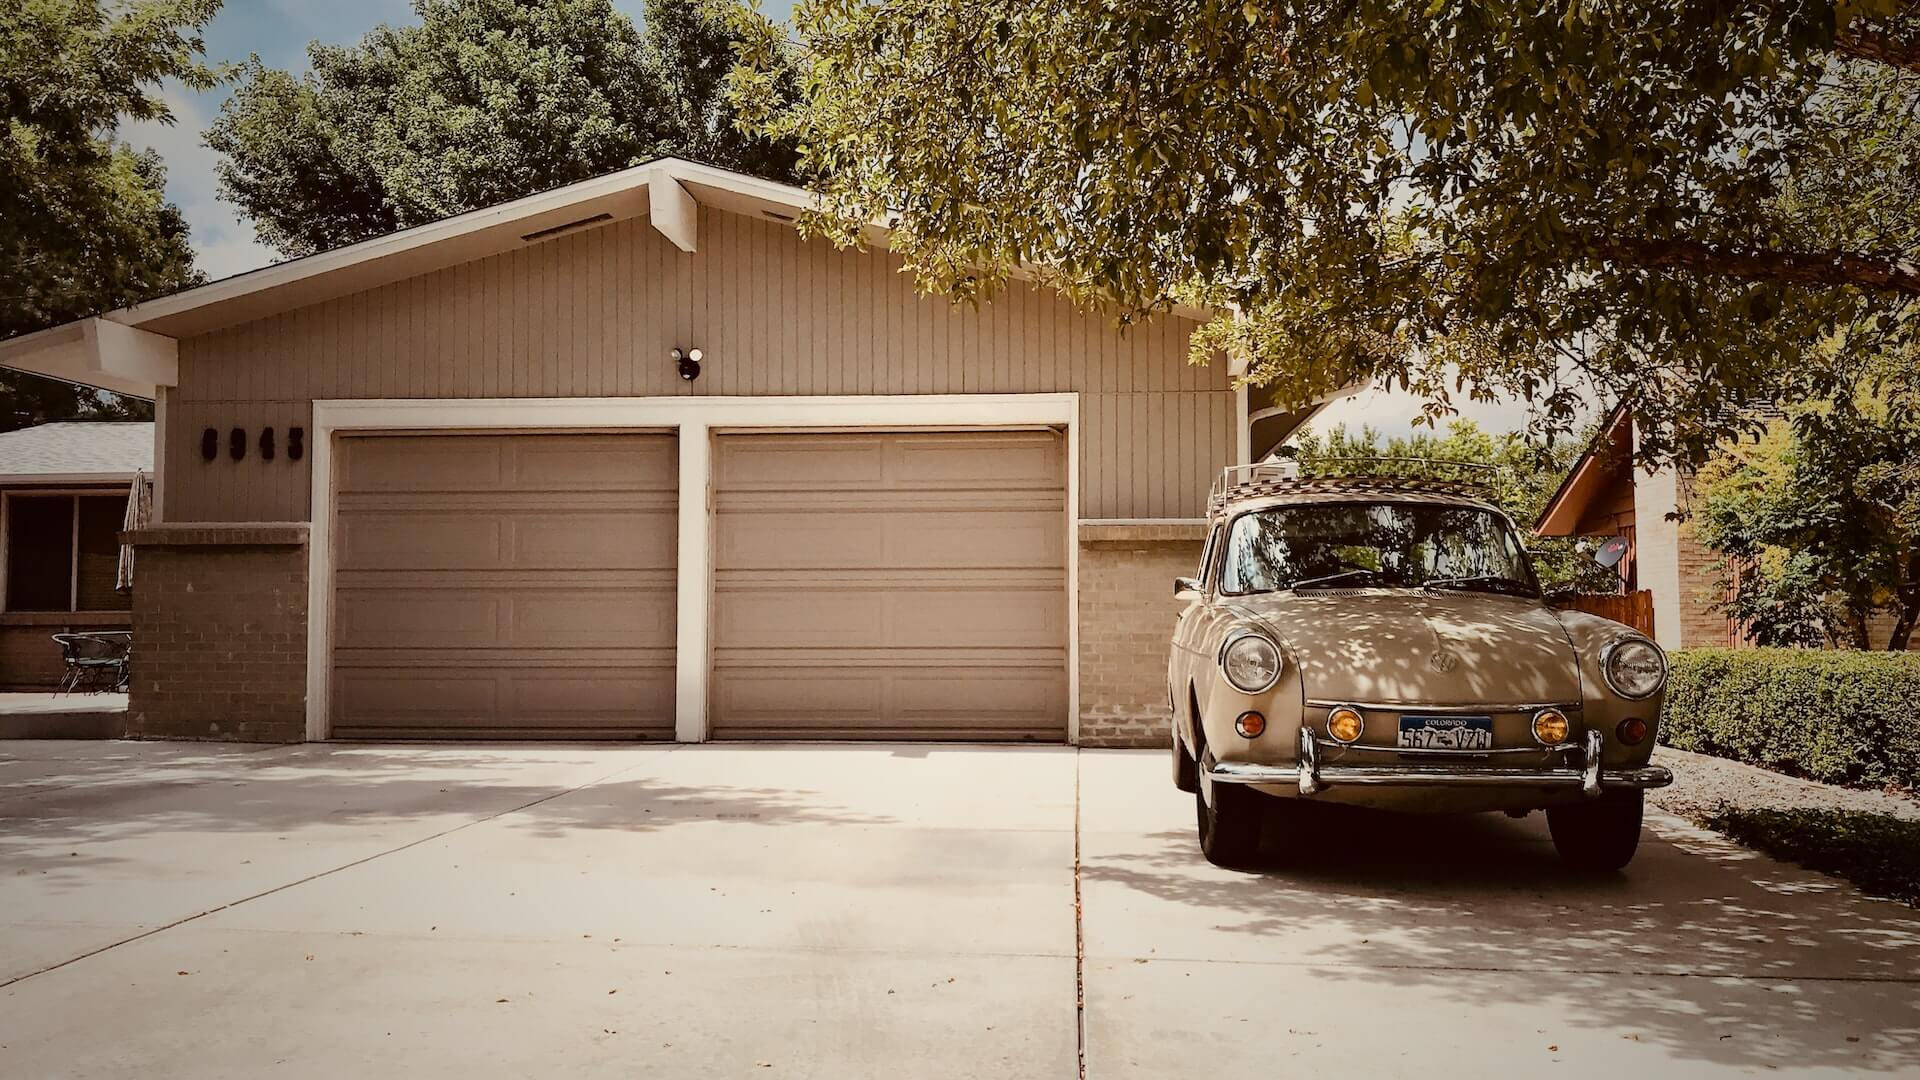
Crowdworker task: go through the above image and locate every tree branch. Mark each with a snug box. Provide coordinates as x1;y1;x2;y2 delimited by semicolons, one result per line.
1835;23;1920;74
1600;237;1920;295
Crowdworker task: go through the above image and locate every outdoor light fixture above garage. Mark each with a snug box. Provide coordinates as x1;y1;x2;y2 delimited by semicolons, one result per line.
672;348;703;381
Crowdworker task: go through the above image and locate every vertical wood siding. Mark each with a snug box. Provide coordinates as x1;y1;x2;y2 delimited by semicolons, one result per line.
167;209;1233;523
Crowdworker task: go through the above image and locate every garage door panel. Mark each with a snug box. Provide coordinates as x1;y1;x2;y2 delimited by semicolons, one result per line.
338;511;671;572
713;667;1064;740
338;438;507;493
334;668;672;737
336;433;667;494
337;515;507;571
711;430;1067;741
714;438;887;487
331;432;675;739
334;585;673;650
715;510;1064;571
892;437;1063;486
335;591;503;649
714;588;1064;650
511;438;674;489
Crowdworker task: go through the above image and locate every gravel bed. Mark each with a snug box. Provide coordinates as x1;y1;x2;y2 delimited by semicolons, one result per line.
1649;746;1920;823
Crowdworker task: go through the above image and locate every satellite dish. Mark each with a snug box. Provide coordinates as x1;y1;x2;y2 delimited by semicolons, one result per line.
1592;535;1630;569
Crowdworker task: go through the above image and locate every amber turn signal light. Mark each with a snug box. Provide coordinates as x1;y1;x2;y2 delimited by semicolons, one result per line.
1616;717;1649;746
1234;711;1266;738
1531;708;1571;746
1326;706;1364;744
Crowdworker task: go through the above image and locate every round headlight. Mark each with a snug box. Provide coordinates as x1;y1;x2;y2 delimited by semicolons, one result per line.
1603;637;1667;700
1221;632;1282;694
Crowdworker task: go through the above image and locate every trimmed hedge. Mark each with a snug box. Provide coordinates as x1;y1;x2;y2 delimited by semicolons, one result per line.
1660;649;1920;791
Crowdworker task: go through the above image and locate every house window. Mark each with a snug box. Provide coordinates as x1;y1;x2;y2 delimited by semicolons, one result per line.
3;495;132;613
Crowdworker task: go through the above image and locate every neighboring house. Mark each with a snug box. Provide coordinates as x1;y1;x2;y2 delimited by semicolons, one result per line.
0;158;1300;746
1535;404;1754;651
0;422;151;689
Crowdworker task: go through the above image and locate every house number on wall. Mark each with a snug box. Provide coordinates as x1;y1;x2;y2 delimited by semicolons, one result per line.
202;427;305;463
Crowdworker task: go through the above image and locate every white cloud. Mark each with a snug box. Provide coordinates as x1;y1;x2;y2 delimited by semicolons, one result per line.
120;85;281;281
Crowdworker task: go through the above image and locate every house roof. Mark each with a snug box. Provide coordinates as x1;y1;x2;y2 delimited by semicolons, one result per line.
0;422;152;484
0;157;1223;400
1533;403;1633;536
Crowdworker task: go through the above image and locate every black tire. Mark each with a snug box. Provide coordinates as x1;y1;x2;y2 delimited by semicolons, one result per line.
1547;791;1644;872
1195;769;1264;867
1171;726;1199;793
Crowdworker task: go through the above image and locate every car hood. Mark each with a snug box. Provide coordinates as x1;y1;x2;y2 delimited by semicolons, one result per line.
1227;590;1582;706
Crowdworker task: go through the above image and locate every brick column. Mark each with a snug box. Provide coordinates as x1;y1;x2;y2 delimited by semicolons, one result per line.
122;524;310;742
1077;522;1205;748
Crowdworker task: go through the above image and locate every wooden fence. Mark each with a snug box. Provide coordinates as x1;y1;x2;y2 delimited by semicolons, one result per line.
1552;590;1656;637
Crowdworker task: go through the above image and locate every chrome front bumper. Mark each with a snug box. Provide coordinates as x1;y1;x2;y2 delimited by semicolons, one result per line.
1209;729;1673;799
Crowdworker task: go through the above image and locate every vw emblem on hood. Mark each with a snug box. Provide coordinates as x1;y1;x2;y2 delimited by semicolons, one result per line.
1429;649;1461;673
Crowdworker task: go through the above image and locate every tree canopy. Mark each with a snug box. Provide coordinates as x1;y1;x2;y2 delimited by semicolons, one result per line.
1289;419;1617;594
1694;358;1920;650
1;0;214;430
210;0;799;259
727;0;1920;468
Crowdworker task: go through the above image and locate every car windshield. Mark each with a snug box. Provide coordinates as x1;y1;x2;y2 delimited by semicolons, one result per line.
1217;501;1539;596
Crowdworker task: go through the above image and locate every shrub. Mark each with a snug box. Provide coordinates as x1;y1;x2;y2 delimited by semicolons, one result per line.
1660;649;1920;790
1703;808;1920;906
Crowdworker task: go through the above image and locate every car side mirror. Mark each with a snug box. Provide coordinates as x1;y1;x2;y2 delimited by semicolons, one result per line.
1174;576;1202;600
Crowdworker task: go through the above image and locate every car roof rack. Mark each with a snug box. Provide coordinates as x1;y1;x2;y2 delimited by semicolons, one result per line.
1208;460;1499;514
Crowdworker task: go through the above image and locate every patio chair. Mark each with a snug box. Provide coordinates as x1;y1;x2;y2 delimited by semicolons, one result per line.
51;632;132;695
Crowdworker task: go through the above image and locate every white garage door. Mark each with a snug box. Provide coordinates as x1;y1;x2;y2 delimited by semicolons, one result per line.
330;432;677;739
710;430;1069;741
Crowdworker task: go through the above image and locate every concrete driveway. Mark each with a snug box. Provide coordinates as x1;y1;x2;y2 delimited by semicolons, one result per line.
1;743;1915;1078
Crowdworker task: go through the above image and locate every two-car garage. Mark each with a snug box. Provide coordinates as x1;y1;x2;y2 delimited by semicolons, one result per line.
325;425;1068;742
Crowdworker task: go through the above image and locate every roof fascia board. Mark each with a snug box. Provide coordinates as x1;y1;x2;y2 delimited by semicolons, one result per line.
1533;402;1632;536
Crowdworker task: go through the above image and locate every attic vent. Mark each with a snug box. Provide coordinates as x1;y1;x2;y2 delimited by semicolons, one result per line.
520;213;613;243
761;209;795;222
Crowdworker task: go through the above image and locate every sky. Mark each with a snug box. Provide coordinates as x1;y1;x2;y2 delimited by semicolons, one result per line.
118;0;1548;438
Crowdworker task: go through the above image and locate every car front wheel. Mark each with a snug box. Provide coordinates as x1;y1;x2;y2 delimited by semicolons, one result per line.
1547;791;1644;872
1195;767;1263;867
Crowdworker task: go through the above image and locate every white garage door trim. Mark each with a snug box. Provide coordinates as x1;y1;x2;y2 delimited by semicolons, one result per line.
308;394;1080;742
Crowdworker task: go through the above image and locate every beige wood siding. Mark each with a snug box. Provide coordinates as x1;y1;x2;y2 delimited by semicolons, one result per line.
710;430;1067;741
330;432;676;739
166;209;1233;523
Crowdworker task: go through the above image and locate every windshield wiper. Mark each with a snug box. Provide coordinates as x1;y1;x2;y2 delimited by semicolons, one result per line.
1423;574;1537;596
1291;569;1396;590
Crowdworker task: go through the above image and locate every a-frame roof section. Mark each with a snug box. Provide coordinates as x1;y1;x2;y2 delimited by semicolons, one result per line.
110;158;811;341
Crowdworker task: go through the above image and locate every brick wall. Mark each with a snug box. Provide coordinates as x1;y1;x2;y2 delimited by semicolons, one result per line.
1077;523;1204;748
125;525;309;742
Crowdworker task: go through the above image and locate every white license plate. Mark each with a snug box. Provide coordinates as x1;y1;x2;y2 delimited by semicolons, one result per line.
1397;715;1494;750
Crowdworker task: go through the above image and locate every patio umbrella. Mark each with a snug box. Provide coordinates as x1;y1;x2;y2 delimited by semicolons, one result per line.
116;470;152;592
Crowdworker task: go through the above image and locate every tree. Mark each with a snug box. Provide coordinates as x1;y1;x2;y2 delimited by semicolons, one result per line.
1693;371;1920;650
1289;420;1618;594
724;0;1920;468
1;0;215;431
209;0;799;259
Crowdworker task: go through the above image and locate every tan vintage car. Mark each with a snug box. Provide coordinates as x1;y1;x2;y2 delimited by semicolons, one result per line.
1168;465;1673;870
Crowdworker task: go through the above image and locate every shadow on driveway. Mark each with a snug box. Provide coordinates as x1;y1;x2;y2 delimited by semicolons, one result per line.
1080;795;1920;1073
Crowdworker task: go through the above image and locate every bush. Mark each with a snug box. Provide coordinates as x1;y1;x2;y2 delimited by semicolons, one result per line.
1660;648;1920;791
1703;808;1920;906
